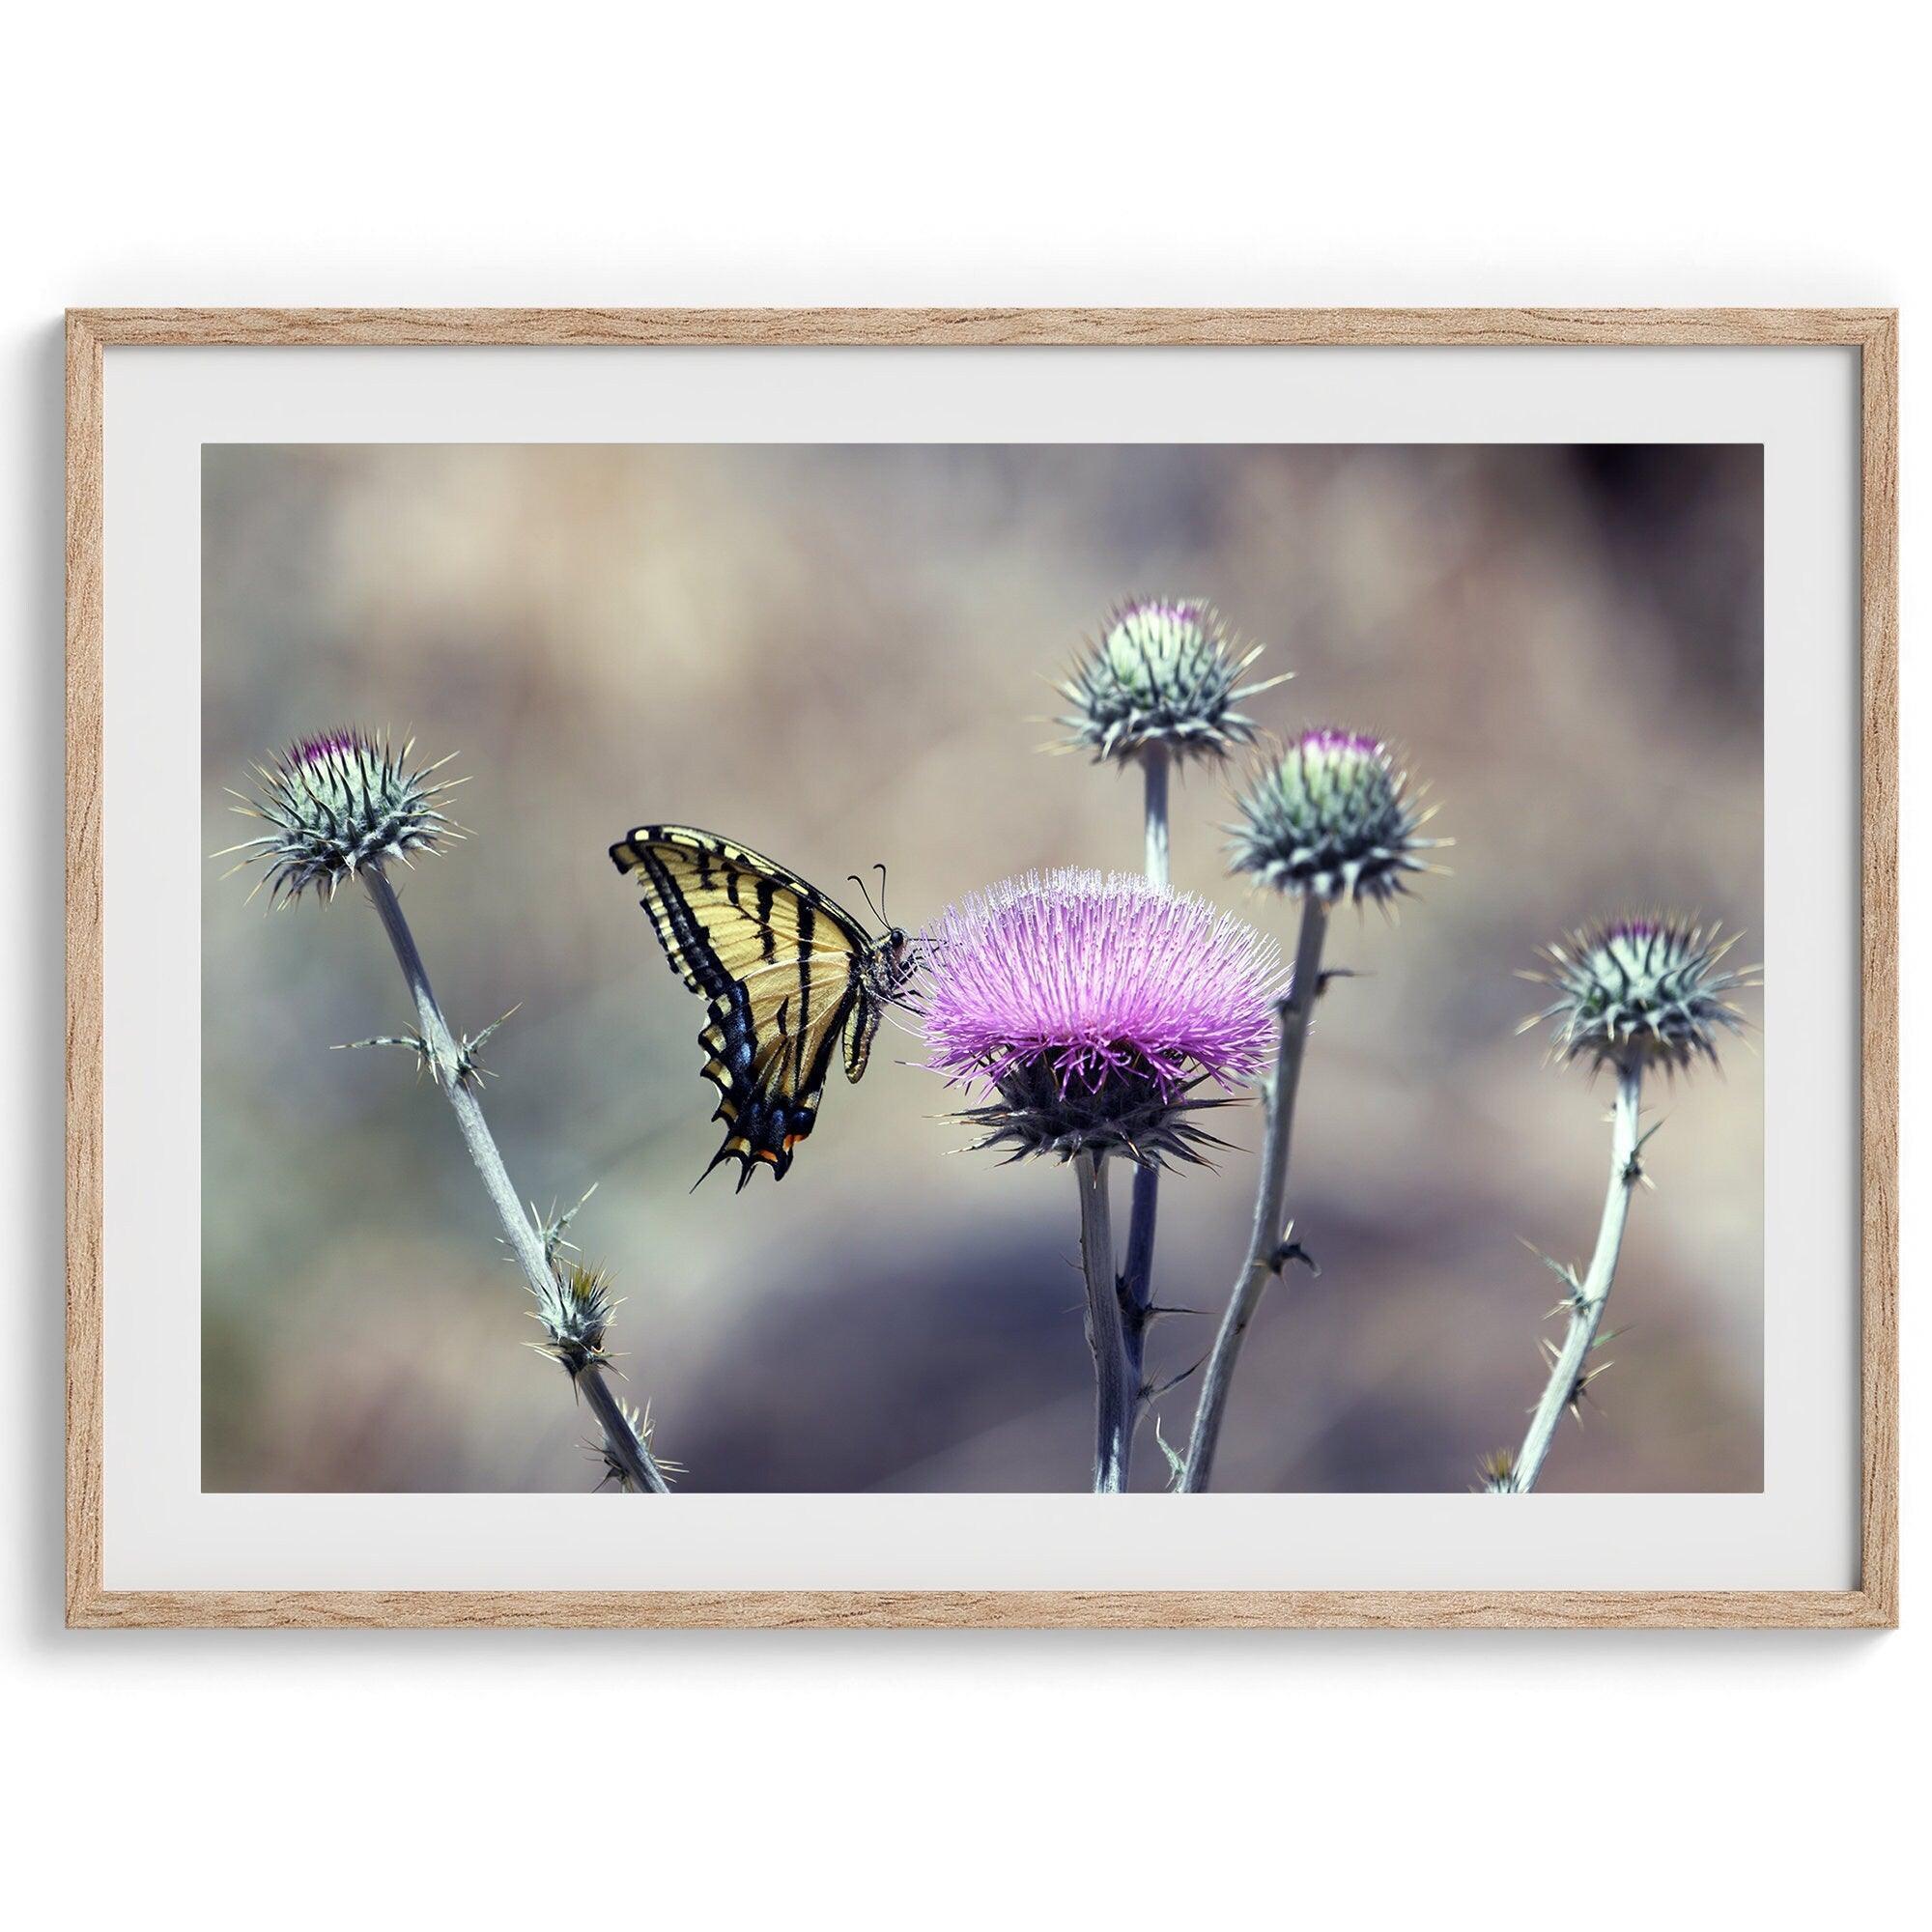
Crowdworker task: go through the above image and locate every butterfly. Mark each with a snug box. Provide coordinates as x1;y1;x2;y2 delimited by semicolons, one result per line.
610;825;922;1188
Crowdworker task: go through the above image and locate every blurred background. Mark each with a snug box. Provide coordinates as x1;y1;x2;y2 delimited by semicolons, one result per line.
202;442;1762;1493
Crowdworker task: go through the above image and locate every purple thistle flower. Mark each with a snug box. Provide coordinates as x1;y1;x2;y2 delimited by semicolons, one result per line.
922;869;1289;1165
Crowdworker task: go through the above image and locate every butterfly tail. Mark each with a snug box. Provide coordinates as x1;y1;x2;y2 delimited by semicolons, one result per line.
692;1132;793;1191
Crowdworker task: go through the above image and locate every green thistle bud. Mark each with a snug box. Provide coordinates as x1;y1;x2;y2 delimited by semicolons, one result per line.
219;728;464;905
1054;597;1287;765
1228;729;1443;906
532;1261;618;1377
1522;917;1755;1074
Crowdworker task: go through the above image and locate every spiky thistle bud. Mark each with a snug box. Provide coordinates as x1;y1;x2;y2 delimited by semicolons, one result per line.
532;1261;618;1377
1053;597;1286;765
219;728;464;905
921;869;1288;1166
1521;917;1755;1074
1476;1447;1520;1493
1228;729;1443;906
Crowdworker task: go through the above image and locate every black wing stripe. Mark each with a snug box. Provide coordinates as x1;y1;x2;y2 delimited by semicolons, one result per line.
639;851;734;1002
801;984;858;1102
755;875;778;959
794;898;815;1082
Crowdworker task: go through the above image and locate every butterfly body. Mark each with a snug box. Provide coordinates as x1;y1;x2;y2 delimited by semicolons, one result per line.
610;825;919;1187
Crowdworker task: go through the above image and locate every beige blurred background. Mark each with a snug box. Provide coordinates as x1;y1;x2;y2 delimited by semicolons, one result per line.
202;442;1762;1492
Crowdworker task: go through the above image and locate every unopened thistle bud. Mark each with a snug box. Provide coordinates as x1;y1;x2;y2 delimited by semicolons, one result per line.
1229;729;1442;906
1522;917;1755;1074
1054;597;1286;765
532;1261;618;1377
220;728;464;905
921;869;1288;1166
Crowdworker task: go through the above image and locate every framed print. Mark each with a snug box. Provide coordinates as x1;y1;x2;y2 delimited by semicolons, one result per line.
65;307;1897;1629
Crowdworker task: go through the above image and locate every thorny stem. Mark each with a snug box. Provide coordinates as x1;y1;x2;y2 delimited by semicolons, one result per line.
1180;895;1329;1492
1076;1151;1134;1493
1122;744;1172;1418
1508;1061;1645;1493
361;866;671;1494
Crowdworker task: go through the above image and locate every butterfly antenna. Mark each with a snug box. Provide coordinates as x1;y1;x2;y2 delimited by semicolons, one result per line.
848;869;886;927
874;863;891;926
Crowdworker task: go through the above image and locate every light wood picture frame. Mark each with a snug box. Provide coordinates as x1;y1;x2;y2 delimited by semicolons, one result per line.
65;307;1899;1630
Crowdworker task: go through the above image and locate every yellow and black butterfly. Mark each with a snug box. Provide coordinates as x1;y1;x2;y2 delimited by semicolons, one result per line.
610;825;922;1189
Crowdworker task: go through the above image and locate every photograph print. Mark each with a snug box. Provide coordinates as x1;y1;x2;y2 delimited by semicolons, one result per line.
203;440;1763;1495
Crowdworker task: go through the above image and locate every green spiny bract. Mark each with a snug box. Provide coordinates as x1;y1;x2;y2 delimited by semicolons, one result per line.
532;1261;618;1377
1054;597;1286;765
1522;917;1754;1074
956;1051;1238;1170
221;729;464;905
1228;729;1441;906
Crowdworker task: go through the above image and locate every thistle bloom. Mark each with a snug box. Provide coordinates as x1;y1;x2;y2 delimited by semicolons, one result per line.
1523;916;1754;1073
1054;597;1286;765
922;869;1288;1165
1229;728;1440;907
221;728;464;905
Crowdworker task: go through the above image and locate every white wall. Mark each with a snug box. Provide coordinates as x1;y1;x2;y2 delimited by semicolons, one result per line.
4;5;1918;1922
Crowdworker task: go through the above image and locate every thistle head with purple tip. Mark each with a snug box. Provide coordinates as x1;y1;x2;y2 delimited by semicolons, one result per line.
219;728;466;906
1229;728;1443;907
1053;597;1288;767
1521;915;1756;1076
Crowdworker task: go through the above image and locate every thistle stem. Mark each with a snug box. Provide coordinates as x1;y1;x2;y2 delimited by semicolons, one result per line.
1142;744;1171;890
1122;1166;1158;1400
1075;1151;1133;1492
1180;895;1328;1492
1122;744;1172;1407
360;866;670;1494
1508;1061;1645;1493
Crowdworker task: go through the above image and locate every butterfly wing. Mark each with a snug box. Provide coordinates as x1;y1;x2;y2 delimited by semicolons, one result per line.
610;826;877;1187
